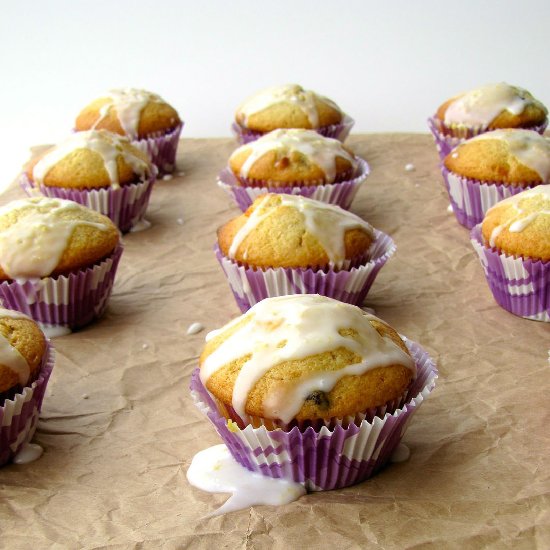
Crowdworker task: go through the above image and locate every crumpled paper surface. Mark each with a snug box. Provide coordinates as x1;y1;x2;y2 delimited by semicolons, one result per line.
0;135;548;549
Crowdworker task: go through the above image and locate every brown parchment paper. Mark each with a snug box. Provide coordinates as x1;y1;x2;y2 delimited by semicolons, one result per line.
0;135;549;550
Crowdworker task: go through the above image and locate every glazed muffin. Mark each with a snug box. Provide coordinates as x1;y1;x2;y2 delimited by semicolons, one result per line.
190;294;437;490
441;129;550;228
216;194;395;310
0;197;122;329
429;82;548;159
75;88;182;173
21;130;156;232
471;185;550;321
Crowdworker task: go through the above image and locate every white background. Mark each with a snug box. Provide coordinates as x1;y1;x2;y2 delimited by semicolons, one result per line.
0;0;549;183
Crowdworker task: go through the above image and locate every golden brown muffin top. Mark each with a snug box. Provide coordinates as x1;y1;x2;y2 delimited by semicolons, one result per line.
235;84;343;132
436;82;547;130
0;309;47;393
27;130;154;190
444;129;550;185
200;294;415;423
218;194;374;270
229;129;357;186
75;88;181;139
481;184;550;261
0;197;120;280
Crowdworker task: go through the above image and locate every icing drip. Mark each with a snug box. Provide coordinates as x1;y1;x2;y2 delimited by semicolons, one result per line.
13;443;44;465
487;185;550;246
228;194;373;268
33;130;151;189
444;83;545;129
0;197;110;278
238;84;341;128
472;130;550;182
201;295;415;423
234;128;356;183
0;308;33;385
92;88;164;139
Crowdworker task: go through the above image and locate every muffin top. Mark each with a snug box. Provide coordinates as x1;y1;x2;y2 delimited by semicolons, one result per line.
229;129;357;185
0;308;47;394
28;130;154;189
200;294;415;423
444;129;550;185
218;193;374;270
481;184;550;261
235;84;343;132
75;88;181;139
0;197;120;280
436;82;547;130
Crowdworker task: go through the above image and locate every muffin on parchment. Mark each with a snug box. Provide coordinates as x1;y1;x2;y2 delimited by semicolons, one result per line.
21;129;157;232
428;82;548;159
232;84;354;144
75;88;182;173
0;197;123;331
218;129;369;211
215;193;394;311
0;308;55;466
471;185;550;321
441;129;550;228
190;294;437;490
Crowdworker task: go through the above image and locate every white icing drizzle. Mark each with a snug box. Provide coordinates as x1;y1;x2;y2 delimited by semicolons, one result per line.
187;444;306;517
0;197;110;278
0;308;33;385
233;128;356;183
470;129;550;182
237;84;341;128
92;88;165;138
33;130;151;189
228;193;374;269
444;83;545;129
201;295;415;423
487;184;550;246
187;322;204;335
13;443;44;465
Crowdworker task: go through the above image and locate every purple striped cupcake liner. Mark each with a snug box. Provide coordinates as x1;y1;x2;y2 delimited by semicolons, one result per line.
217;157;369;212
470;224;549;322
190;338;437;491
428;116;548;161
231;115;355;145
19;172;156;234
215;229;395;312
440;166;537;229
0;243;123;330
0;339;55;466
131;123;183;175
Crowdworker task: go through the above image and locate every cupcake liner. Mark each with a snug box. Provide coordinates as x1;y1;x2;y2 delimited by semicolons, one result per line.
190;338;437;491
215;229;395;312
0;339;55;466
470;225;549;321
440;166;537;229
20;172;156;234
428;116;548;161
217;157;369;212
131;123;183;175
0;243;123;329
231;115;355;145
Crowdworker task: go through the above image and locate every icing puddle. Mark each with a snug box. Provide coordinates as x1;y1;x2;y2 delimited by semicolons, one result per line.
13;443;43;465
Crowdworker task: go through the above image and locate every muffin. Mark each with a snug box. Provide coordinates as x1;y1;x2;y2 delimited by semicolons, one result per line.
21;130;157;232
218;129;369;211
0;197;123;331
75;88;182;173
232;84;354;144
441;129;550;228
215;193;395;310
0;308;54;466
190;294;438;490
429;82;548;159
471;185;550;321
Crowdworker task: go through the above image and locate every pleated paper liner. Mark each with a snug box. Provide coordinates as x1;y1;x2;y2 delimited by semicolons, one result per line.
131;123;183;175
470;224;549;322
190;338;437;491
